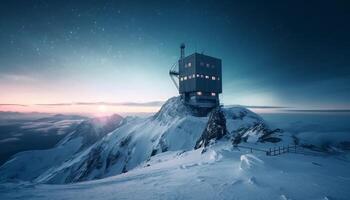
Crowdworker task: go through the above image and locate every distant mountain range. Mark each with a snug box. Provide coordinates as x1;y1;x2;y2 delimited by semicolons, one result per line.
0;112;120;166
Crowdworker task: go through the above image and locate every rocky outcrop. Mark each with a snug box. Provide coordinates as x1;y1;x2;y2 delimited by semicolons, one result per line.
232;122;282;144
195;107;228;149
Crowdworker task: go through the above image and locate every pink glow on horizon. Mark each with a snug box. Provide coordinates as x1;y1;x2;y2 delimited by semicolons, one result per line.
0;104;160;117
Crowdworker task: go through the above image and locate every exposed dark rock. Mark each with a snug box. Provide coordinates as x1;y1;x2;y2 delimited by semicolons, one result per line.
232;127;249;144
195;107;227;149
300;144;323;152
153;136;168;155
339;141;350;150
259;128;283;143
122;165;128;173
262;137;282;143
232;122;283;144
231;110;248;120
106;151;120;170
119;135;132;147
301;142;350;153
292;135;299;145
66;146;103;183
150;149;157;157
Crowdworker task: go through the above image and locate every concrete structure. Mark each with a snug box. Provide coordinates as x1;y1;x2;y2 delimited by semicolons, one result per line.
170;44;222;108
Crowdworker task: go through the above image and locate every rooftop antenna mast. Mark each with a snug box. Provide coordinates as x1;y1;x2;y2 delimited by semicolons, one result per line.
180;43;185;59
169;43;185;90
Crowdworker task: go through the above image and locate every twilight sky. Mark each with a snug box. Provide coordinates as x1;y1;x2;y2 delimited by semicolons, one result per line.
0;0;349;114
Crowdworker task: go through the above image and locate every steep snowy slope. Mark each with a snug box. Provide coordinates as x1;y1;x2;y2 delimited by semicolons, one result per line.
34;97;209;183
30;97;282;184
0;114;123;182
0;96;286;184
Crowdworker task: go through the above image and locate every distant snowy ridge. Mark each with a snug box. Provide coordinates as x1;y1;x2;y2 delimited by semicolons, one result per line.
0;114;123;182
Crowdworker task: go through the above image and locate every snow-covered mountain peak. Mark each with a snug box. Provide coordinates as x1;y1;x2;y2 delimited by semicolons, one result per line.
152;96;195;123
0;96;283;184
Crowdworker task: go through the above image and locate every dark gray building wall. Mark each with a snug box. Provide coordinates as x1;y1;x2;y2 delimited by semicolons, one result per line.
179;54;196;93
179;53;222;94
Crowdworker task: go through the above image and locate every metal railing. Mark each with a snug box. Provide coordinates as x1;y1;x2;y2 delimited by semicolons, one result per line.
266;145;298;156
233;144;298;156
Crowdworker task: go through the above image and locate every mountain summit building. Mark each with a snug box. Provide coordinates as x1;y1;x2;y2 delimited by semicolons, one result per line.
170;44;222;109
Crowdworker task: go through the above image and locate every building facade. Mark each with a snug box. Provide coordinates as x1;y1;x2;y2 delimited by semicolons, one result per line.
178;50;222;108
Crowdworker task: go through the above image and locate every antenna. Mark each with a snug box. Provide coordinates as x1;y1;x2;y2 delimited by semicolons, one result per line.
180;43;185;59
168;43;184;91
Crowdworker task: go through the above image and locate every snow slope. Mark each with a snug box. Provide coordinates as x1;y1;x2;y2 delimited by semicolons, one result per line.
33;97;210;183
0;142;349;200
37;97;285;184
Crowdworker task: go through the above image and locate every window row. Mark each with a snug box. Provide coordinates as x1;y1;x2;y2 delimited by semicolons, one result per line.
184;62;215;68
180;74;220;81
196;91;217;96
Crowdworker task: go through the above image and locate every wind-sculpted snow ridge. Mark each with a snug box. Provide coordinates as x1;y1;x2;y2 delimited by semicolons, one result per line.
0;114;123;183
0;96;282;184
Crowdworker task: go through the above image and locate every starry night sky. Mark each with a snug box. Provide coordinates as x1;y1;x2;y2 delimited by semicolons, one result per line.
0;0;350;112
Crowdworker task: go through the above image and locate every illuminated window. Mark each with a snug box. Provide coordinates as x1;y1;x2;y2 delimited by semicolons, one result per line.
201;75;204;78
211;76;216;80
218;77;220;80
196;74;200;77
180;77;183;81
192;74;195;78
211;92;216;96
197;91;202;96
188;62;192;67
189;76;192;79
205;75;209;79
206;63;210;67
184;76;187;80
